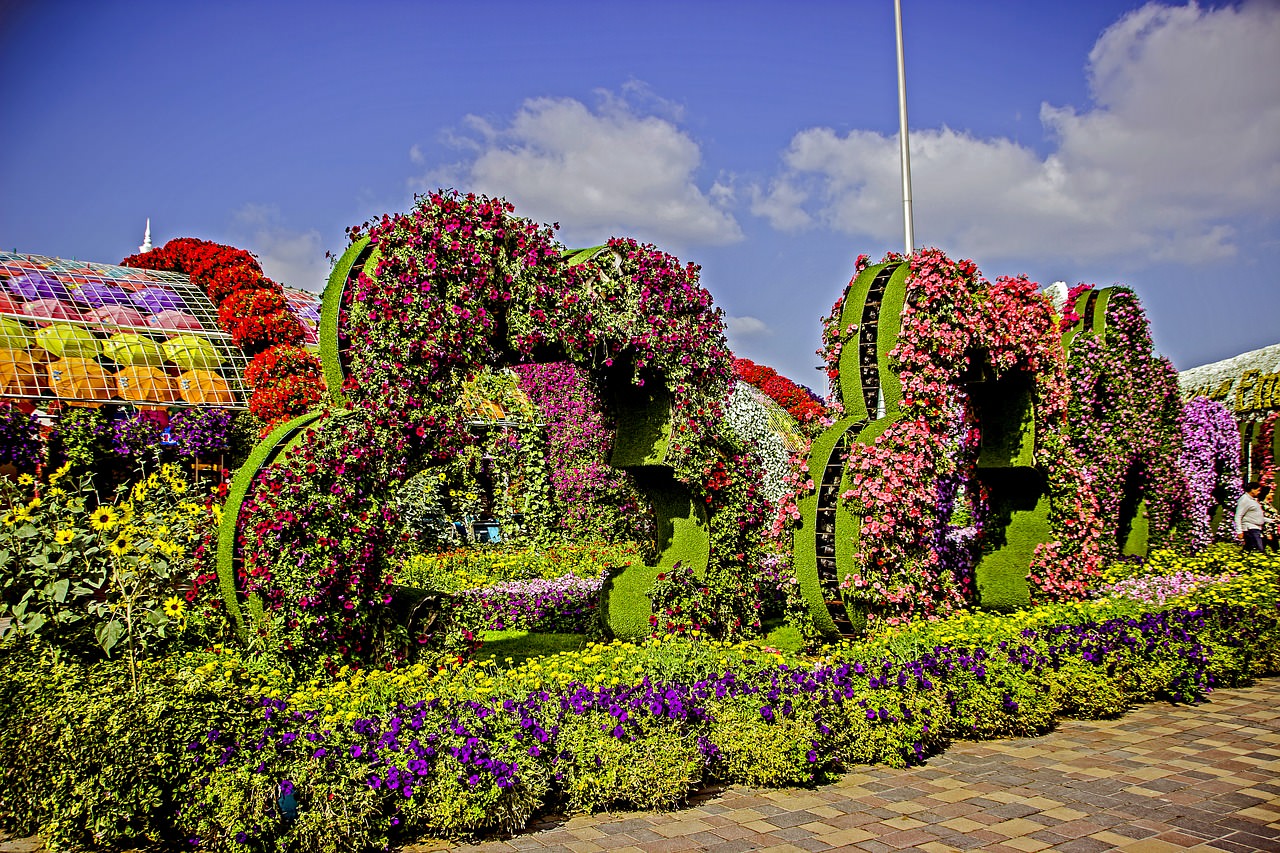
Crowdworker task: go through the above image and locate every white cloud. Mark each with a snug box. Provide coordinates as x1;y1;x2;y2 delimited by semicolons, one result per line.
726;315;772;338
232;205;330;292
419;89;743;248
753;2;1280;266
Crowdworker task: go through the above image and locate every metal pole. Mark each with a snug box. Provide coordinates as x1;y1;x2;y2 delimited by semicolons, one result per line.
895;0;915;256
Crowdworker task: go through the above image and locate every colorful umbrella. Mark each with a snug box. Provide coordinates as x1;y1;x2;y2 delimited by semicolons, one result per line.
71;281;132;308
113;280;155;294
162;334;224;370
35;323;102;359
7;271;70;302
0;292;22;316
0;349;45;396
48;357;115;401
102;332;166;367
116;365;178;404
83;304;150;328
130;287;185;314
21;298;82;323
177;369;237;405
147;310;204;332
292;303;321;323
0;316;31;349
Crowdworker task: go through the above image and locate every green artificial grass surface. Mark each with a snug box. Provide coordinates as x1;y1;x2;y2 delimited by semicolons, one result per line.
475;630;591;665
319;236;371;405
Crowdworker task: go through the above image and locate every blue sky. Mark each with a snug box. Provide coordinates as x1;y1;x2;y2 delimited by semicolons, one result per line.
2;1;1277;389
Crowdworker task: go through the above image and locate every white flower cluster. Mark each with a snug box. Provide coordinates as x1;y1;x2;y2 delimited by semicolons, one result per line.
723;381;806;508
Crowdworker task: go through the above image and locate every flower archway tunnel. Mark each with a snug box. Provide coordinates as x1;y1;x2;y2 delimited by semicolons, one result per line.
216;192;770;656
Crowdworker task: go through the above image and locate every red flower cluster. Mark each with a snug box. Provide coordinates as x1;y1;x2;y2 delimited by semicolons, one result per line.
121;238;323;428
733;358;826;425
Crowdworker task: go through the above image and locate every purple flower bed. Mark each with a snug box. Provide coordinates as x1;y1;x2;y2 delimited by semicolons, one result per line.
184;599;1276;848
454;573;605;632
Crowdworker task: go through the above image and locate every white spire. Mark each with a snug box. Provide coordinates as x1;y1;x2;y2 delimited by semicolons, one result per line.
139;218;152;254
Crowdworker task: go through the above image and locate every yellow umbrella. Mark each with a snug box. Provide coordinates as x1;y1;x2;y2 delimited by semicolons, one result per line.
35;323;102;359
163;334;224;371
0;316;31;350
116;365;179;404
0;349;45;396
47;357;116;401
177;369;237;405
102;332;166;367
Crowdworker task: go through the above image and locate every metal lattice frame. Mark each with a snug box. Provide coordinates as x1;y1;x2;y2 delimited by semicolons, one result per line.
0;252;324;411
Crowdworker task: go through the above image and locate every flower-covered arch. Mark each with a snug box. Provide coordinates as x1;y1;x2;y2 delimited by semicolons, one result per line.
217;191;768;656
1059;285;1187;561
793;250;1093;635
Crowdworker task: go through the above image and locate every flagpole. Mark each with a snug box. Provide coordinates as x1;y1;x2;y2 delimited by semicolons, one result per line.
895;0;915;256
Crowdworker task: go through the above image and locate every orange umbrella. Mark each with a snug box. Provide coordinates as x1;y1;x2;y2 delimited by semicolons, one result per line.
0;349;46;396
116;365;179;404
47;357;116;402
177;369;237;405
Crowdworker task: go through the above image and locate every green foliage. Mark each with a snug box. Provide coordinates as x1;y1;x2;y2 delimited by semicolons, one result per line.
0;463;214;672
706;696;825;787
0;640;258;851
397;542;638;592
554;711;701;811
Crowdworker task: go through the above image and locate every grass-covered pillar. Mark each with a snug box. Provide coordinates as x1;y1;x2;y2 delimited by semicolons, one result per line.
599;386;710;639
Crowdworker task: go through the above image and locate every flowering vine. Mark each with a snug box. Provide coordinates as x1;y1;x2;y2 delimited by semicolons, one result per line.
1178;396;1242;549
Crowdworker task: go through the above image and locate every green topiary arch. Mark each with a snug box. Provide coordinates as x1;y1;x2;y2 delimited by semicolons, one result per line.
216;191;768;657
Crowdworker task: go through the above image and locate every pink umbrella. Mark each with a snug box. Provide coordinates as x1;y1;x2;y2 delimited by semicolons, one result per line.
115;278;154;292
22;298;82;323
83;304;150;328
0;292;22;317
147;310;205;332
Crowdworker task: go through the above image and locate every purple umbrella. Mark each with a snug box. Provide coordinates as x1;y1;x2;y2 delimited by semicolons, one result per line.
7;271;70;302
130;287;185;314
293;303;321;323
72;281;132;309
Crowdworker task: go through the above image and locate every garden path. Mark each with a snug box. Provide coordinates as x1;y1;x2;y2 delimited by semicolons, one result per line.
1;679;1277;853
408;678;1280;853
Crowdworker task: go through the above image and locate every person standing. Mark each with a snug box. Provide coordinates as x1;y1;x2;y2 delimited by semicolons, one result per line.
1235;481;1269;551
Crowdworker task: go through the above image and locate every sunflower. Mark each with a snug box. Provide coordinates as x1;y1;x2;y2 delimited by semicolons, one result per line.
162;596;185;619
89;506;119;531
47;487;66;499
17;473;34;486
49;462;71;484
107;534;132;557
11;506;33;524
54;529;75;545
1;511;14;527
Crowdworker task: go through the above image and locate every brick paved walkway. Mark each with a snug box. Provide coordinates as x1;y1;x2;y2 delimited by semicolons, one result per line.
3;679;1278;852
407;678;1280;853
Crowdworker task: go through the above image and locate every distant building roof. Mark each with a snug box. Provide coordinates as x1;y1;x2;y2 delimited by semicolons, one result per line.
1178;343;1280;421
